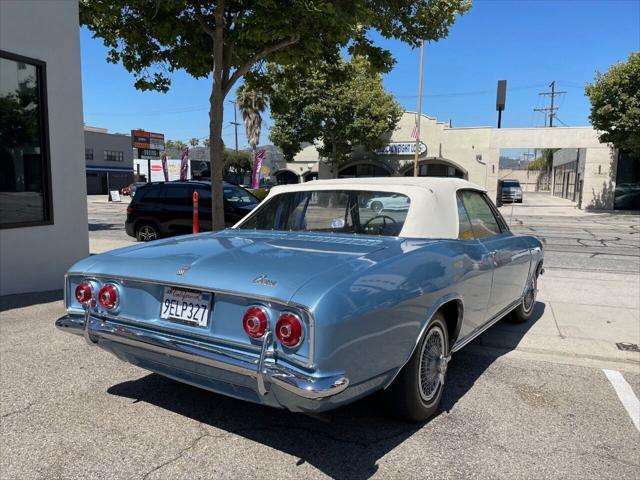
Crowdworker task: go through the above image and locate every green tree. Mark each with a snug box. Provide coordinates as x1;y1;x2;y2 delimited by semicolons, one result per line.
189;137;200;147
585;52;640;157
223;149;252;183
527;149;557;171
236;85;267;170
247;56;403;166
165;139;187;151
81;0;471;229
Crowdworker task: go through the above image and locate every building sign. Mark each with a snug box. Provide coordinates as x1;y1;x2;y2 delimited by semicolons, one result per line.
375;142;427;156
131;130;164;158
139;149;160;159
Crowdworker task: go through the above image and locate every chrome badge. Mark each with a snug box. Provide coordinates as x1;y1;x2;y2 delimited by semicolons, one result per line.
176;265;191;276
253;274;277;287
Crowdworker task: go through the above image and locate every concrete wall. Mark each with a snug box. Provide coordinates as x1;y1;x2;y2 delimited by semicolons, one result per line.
0;0;88;295
283;113;616;209
497;169;543;192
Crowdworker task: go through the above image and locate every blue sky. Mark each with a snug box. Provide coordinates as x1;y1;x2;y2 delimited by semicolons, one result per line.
81;0;640;148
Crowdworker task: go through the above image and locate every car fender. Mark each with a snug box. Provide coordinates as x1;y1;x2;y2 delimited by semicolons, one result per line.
382;292;464;389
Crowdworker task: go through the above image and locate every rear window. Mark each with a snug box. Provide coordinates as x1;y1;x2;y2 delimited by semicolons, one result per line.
237;190;409;236
223;184;257;207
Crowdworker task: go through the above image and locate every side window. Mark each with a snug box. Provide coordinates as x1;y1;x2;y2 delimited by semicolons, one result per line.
164;185;193;206
456;194;474;240
459;190;501;239
197;187;211;208
484;193;510;232
138;186;164;203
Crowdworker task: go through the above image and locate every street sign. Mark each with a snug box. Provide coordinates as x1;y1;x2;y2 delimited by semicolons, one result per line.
375;142;427;156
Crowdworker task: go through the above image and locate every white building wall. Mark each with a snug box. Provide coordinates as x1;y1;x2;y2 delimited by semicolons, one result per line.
281;113;615;209
0;0;89;295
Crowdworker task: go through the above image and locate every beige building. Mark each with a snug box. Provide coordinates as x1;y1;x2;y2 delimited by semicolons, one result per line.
274;112;626;210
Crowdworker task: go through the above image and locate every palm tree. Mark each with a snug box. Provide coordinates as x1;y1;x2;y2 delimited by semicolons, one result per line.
189;137;200;148
236;85;267;180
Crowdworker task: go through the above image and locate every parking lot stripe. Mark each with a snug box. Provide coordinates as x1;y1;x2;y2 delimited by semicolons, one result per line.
603;369;640;432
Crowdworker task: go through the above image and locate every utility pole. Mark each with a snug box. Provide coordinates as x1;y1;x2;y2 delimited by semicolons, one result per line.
228;100;240;152
413;40;425;177
533;81;566;127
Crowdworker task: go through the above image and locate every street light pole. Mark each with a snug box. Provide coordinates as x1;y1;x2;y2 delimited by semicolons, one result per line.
413;40;425;177
228;100;240;152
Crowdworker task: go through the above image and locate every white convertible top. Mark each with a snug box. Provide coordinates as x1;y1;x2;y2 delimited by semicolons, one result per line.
249;177;486;239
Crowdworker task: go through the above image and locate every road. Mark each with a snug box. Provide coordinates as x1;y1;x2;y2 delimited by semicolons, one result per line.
1;191;638;479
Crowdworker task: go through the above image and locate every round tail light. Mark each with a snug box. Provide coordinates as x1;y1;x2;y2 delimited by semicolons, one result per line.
242;306;268;339
98;284;119;310
75;282;93;305
276;312;304;348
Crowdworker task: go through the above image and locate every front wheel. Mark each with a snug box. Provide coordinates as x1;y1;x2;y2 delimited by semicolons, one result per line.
384;312;449;422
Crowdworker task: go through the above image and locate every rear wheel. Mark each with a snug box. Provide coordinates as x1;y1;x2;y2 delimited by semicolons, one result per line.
136;222;159;242
510;273;537;323
370;201;383;213
385;312;449;422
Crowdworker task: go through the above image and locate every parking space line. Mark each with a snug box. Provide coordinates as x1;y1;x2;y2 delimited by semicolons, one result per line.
603;369;640;432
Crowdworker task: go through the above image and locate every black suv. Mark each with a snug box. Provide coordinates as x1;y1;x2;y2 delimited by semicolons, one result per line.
125;181;258;241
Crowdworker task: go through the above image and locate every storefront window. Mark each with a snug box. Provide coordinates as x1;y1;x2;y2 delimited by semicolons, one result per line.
0;51;51;228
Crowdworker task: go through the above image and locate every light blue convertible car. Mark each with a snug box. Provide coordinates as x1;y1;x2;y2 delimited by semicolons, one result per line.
56;178;543;421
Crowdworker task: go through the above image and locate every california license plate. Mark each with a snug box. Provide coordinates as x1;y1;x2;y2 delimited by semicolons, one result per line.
160;287;211;327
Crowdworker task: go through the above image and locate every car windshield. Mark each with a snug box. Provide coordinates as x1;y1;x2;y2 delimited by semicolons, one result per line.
237;190;410;236
223;184;257;207
503;181;521;188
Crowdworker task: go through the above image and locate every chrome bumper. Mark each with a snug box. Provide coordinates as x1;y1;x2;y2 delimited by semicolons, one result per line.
55;314;348;401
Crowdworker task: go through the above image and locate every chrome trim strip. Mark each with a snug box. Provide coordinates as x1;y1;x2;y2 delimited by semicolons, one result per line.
55;314;347;400
65;272;316;369
450;300;520;353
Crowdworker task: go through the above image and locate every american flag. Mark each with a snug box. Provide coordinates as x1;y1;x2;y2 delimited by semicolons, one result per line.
411;116;419;140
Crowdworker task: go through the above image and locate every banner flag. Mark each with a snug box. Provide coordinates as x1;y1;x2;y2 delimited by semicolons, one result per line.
179;147;189;181
161;151;169;181
251;149;266;189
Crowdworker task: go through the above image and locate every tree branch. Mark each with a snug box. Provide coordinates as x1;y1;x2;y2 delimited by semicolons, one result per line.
223;35;300;95
194;2;215;38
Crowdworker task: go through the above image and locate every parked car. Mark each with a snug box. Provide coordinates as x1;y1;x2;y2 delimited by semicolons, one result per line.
56;178;543;421
497;179;523;205
365;193;411;212
124;181;258;241
120;181;146;197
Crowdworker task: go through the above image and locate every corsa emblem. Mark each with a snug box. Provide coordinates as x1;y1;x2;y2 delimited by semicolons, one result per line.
253;274;277;287
176;265;191;276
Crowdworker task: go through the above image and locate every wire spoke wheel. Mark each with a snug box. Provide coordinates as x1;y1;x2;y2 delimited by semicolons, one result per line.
419;326;445;403
523;275;537;314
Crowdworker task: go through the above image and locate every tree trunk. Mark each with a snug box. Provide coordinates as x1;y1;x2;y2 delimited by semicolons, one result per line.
210;2;225;230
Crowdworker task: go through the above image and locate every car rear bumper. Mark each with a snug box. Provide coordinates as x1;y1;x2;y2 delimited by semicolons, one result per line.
55;314;349;411
124;221;135;237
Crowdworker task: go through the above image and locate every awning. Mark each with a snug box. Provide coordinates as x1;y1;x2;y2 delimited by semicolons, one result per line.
86;165;134;173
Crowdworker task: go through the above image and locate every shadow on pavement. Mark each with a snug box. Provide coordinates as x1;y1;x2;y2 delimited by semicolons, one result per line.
0;289;63;312
89;222;123;232
107;302;544;479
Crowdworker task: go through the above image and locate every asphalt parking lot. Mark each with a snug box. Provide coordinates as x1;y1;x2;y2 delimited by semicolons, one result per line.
1;192;639;479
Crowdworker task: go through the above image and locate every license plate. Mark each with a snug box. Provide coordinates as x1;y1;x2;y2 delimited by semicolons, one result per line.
160;287;211;327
